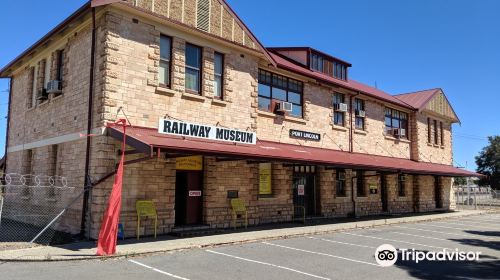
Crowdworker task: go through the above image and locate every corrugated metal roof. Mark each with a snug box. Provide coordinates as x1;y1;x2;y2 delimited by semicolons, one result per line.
268;52;414;109
394;89;441;110
109;126;479;177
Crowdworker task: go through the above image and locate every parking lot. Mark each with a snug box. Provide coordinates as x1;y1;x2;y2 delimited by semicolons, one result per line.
2;213;500;280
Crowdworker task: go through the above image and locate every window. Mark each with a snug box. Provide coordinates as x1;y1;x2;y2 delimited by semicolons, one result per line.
185;43;202;93
56;50;64;82
27;67;35;108
214;52;224;99
333;93;345;126
336;169;346;196
427;117;432;143
48;145;59;197
258;69;303;118
159;35;172;87
440;121;444;146
356;170;366;197
433;119;438;145
354;98;365;130
384;108;408;138
398;174;406;196
310;52;347;80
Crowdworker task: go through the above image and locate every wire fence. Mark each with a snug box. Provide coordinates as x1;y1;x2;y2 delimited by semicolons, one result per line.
0;174;82;250
454;185;500;210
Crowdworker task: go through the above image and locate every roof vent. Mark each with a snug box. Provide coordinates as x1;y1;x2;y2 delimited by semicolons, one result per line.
197;0;210;32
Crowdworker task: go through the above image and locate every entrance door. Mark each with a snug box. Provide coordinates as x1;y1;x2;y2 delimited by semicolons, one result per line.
381;174;388;212
293;173;318;216
434;176;442;209
175;171;203;225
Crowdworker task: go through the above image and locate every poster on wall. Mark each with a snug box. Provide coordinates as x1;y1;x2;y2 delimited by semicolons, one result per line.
297;185;305;196
176;156;203;171
259;163;272;195
369;184;378;194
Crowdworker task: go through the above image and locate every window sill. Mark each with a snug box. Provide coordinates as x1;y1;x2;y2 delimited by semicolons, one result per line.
256;110;307;124
26;106;36;113
181;92;205;102
354;129;367;135
155;86;176;96
211;98;229;106
51;94;64;102
257;110;276;118
284;115;307;124
384;135;410;143
37;100;50;108
331;124;348;132
427;143;440;148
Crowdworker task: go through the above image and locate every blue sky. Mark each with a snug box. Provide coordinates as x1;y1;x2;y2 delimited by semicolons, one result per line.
0;0;498;171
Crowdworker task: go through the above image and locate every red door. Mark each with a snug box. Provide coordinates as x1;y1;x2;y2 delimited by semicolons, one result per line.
185;172;203;224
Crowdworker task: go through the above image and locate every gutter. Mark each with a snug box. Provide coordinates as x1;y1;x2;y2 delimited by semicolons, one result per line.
80;6;97;238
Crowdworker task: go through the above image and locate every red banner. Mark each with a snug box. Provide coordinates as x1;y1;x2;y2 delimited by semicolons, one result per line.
96;119;128;256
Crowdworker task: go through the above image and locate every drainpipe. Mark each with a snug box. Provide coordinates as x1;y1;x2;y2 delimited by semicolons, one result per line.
80;6;97;238
2;78;12;174
349;92;360;217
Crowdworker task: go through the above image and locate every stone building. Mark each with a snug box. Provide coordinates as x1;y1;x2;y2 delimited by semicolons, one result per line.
0;0;476;238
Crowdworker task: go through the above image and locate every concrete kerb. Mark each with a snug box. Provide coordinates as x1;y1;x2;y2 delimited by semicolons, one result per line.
0;209;498;262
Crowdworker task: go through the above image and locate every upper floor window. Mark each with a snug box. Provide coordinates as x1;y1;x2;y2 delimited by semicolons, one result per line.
354;98;365;130
214;52;224;99
440;121;444;146
333;93;345;126
258;69;303;118
336;169;346;196
185;43;202;94
159;35;172;87
433;119;438;145
427;117;432;143
310;52;347;80
385;108;408;138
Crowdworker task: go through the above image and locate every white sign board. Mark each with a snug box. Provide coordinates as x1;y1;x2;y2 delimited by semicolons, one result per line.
298;185;305;196
188;190;202;197
159;119;256;145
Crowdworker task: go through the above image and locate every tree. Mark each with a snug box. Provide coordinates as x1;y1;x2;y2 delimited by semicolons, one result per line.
453;177;467;186
475;136;500;189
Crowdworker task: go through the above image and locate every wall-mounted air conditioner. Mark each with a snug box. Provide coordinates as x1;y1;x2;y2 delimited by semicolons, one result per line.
334;103;348;112
46;80;62;94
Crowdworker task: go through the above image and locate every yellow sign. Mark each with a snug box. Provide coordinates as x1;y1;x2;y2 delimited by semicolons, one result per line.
259;163;272;195
176;156;203;171
136;200;157;217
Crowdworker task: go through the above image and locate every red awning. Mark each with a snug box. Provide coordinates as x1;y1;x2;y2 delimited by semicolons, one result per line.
108;126;479;177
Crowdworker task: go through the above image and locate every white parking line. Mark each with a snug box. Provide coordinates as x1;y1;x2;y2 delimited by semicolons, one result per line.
307;236;377;249
420;223;487;232
454;218;500;225
382;231;450;241
262;241;380;267
340;232;449;250
393;225;496;240
206;249;331;280
128;259;190;280
434;221;500;230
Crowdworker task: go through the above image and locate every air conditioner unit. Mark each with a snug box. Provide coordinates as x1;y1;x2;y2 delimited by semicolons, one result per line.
334;103;348;112
355;110;366;117
394;128;406;138
46;80;62;94
275;101;292;113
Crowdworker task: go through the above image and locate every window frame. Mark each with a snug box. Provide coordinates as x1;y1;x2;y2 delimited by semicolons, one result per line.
258;69;304;118
335;169;346;197
333;92;345;126
427;117;432;143
159;34;173;88
384;107;408;138
398;174;406;197
185;42;203;94
356;170;366;197
354;98;365;130
56;50;64;82
214;51;224;100
433;119;438;145
440;121;444;146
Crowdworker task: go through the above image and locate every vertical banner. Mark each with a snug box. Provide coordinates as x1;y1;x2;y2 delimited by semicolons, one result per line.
259;163;272;195
97;119;128;256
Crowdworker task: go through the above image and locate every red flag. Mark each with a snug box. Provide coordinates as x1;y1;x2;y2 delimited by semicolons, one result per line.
97;119;127;256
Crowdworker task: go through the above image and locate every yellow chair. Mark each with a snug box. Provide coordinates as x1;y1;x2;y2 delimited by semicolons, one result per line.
230;198;248;229
136;200;158;240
